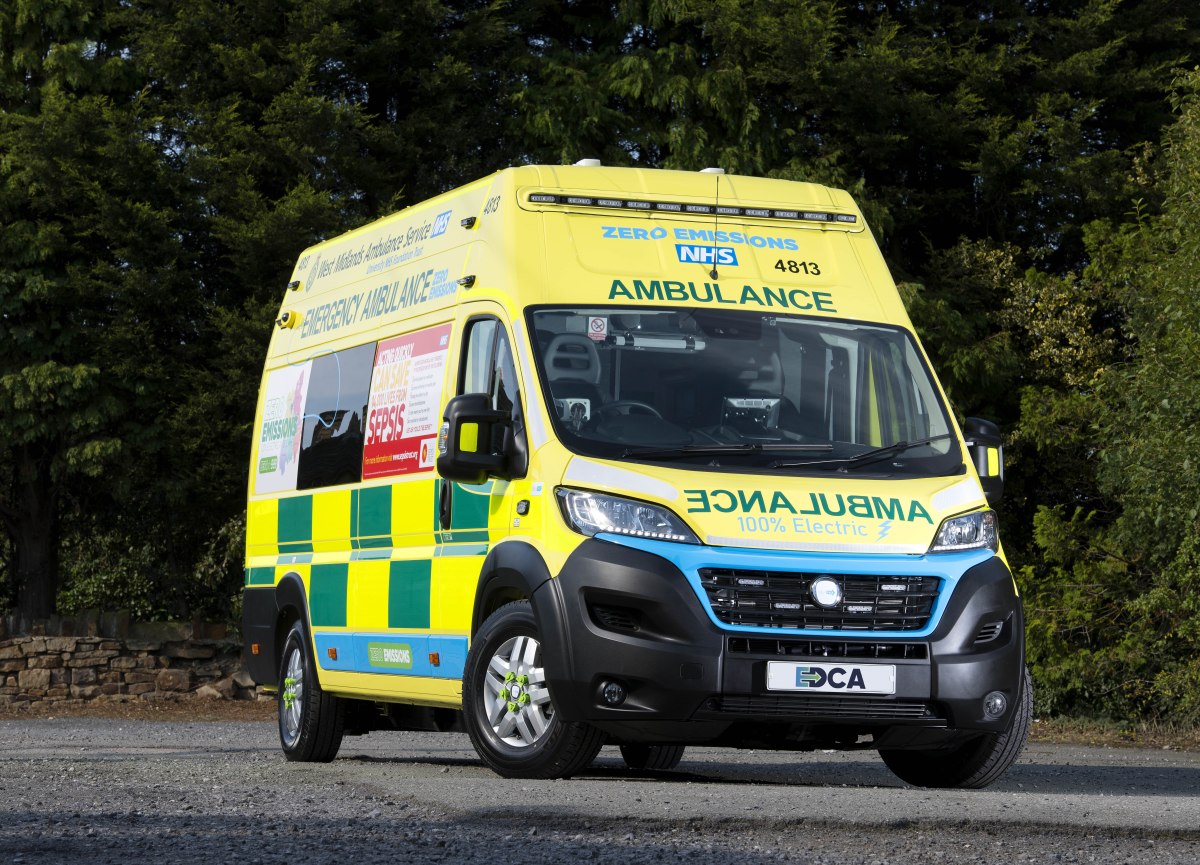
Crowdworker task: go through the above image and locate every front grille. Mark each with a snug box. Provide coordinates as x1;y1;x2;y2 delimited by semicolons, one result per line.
711;695;943;721
727;637;927;660
700;568;939;631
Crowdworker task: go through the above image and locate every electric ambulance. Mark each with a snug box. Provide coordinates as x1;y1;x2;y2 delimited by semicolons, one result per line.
242;163;1028;788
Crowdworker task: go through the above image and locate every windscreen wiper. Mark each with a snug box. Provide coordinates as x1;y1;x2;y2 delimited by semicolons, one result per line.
622;443;834;460
839;434;957;469
770;434;956;470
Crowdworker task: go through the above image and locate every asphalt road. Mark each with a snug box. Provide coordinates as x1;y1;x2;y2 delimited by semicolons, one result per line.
2;718;1199;864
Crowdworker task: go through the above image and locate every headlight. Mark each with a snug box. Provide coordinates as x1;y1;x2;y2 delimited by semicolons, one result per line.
556;488;698;544
929;509;998;553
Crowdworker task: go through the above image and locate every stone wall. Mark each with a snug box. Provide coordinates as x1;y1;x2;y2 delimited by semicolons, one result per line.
0;621;261;709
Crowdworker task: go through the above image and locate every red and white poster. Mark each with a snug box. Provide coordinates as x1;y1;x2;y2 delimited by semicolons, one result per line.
362;323;452;479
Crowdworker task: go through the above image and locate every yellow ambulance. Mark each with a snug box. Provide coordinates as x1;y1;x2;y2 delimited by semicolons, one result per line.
242;163;1027;788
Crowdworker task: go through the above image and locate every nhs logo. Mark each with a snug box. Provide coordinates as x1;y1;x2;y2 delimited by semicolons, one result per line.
675;244;738;266
430;210;453;238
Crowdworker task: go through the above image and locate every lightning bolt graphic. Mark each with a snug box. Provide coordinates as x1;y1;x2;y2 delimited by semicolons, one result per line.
877;520;893;542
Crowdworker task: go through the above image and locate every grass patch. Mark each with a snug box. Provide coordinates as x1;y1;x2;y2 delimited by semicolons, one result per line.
1030;716;1200;751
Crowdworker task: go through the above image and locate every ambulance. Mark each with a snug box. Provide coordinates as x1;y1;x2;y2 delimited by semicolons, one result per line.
242;162;1028;788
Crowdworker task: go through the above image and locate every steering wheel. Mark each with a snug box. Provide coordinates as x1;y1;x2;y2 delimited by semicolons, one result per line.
599;400;663;419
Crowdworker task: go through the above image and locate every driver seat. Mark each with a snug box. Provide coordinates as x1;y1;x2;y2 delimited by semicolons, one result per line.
545;333;605;423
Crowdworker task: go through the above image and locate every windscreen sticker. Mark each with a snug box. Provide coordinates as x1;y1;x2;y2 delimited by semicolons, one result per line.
587;316;608;341
362;323;452;479
255;361;312;494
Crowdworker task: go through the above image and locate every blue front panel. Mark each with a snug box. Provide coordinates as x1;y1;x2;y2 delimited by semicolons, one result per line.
596;533;995;639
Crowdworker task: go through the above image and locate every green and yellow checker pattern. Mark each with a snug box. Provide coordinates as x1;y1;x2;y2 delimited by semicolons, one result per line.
245;478;497;636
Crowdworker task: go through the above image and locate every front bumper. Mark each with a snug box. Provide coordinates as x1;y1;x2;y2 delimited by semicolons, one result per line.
534;537;1024;747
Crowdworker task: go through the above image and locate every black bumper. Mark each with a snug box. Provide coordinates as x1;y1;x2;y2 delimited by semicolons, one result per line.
534;539;1024;746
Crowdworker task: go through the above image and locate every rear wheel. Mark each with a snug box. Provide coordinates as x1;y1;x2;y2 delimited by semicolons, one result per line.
278;620;345;762
463;601;604;778
880;667;1032;789
619;744;686;771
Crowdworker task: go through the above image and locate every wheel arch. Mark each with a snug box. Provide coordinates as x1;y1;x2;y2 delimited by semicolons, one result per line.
471;541;553;635
471;541;571;691
274;572;320;688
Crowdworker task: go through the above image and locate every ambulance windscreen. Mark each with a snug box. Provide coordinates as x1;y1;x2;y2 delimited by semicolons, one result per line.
527;307;960;477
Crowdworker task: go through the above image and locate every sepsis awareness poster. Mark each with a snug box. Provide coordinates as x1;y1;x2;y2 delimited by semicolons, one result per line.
362;323;452;479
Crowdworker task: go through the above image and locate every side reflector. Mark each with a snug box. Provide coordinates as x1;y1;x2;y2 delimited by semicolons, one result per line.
429;652;441;667
327;647;338;661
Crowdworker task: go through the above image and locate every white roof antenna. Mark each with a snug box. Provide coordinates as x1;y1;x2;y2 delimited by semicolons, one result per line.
574;159;602;167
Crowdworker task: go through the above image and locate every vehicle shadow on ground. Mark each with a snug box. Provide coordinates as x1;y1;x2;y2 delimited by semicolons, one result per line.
592;758;1200;798
341;749;1200;797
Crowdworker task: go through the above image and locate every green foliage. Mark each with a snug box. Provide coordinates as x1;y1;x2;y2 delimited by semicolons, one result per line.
1015;70;1200;722
57;532;167;623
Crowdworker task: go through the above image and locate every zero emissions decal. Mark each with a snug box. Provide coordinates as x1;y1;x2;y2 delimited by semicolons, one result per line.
602;225;800;250
367;642;414;669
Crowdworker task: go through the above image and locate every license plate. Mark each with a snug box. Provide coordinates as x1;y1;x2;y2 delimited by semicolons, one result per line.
766;661;896;694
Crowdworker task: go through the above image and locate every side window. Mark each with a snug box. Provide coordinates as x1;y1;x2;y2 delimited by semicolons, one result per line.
492;329;519;414
462;319;498;395
460;318;520;415
458;317;525;465
296;343;376;490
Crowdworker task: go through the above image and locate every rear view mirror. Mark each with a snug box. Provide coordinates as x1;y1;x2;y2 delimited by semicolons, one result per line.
963;416;1004;506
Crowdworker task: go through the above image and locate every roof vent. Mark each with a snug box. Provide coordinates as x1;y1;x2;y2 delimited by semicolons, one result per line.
573;158;602;167
700;167;725;174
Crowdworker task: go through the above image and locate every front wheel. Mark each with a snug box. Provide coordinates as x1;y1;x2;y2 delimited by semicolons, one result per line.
278;620;345;762
880;667;1032;789
462;601;604;778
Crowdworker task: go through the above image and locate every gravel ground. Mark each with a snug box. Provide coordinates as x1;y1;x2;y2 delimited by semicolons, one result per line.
2;711;1200;864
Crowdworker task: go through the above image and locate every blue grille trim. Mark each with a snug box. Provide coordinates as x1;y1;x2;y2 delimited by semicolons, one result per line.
593;534;994;639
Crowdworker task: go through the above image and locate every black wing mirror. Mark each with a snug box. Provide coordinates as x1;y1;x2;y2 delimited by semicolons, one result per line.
436;393;513;485
963;416;1004;506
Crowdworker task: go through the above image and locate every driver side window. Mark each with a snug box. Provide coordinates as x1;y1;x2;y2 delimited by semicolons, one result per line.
460;317;524;449
461;318;519;412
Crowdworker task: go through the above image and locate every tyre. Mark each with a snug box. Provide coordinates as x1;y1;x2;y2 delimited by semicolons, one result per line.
462;601;604;778
278;620;345;762
619;744;686;771
880;667;1032;789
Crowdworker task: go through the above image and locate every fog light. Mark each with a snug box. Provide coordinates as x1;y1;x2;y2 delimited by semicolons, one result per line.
983;691;1008;719
600;680;627;706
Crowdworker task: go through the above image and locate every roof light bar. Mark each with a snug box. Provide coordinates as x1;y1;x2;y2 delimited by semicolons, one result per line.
525;192;857;224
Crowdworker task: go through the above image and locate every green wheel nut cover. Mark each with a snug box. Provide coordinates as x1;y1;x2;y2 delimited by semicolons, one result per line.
282;678;297;709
